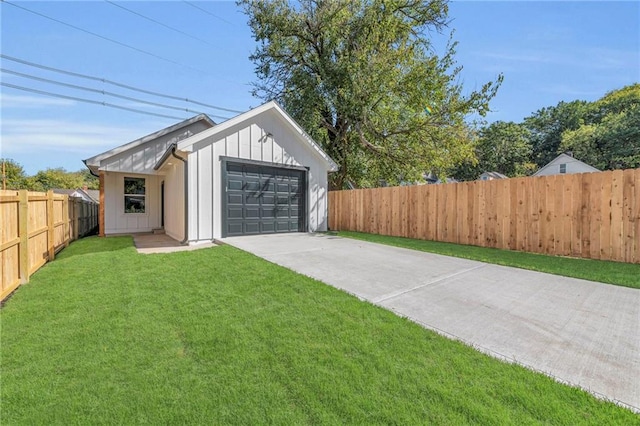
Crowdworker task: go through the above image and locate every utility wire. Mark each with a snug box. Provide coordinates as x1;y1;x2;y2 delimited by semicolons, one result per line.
1;54;244;113
1;0;212;76
2;82;189;120
182;1;234;25
1;68;232;120
104;1;221;49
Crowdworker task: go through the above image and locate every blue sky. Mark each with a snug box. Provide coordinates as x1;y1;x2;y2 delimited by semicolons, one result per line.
1;1;638;175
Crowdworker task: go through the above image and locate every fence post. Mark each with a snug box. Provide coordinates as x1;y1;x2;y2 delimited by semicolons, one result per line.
18;190;29;284
63;195;70;247
73;198;79;240
47;190;55;261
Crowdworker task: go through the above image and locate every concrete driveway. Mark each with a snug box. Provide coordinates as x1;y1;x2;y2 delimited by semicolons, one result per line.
222;233;640;411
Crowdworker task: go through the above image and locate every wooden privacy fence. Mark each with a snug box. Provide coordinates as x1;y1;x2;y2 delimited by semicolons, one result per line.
329;168;640;264
1;190;99;300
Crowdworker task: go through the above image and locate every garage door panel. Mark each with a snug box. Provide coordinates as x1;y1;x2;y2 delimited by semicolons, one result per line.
227;222;243;235
227;163;244;175
276;221;292;232
276;208;291;218
228;193;243;204
224;161;305;237
244;222;260;234
228;207;243;219
261;182;275;192
245;181;261;191
228;179;243;190
245;195;260;205
245;207;260;218
261;222;275;233
261;208;276;218
262;194;275;204
276;196;290;205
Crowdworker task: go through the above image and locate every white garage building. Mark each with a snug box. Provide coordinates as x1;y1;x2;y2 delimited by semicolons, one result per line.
84;101;338;242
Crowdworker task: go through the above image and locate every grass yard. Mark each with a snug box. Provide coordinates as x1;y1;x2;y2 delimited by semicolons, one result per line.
1;237;638;424
338;231;640;290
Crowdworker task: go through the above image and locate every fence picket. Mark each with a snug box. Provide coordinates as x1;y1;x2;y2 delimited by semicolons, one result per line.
328;168;640;264
1;190;98;300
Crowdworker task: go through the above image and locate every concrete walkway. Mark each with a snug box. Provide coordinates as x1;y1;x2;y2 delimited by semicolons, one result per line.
133;233;216;254
222;233;640;411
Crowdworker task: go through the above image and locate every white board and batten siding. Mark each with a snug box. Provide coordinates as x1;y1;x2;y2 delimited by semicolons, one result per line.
160;160;185;242
181;107;332;242
98;120;210;235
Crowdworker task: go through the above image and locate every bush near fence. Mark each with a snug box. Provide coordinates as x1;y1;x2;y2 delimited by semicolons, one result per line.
329;168;640;264
1;189;98;301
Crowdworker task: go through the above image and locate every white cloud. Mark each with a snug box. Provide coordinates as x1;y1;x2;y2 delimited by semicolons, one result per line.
477;47;638;71
478;52;555;64
539;85;605;97
0;119;146;156
0;94;76;108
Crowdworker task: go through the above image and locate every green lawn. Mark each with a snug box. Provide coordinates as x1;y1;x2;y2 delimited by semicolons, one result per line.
337;231;640;290
1;237;637;424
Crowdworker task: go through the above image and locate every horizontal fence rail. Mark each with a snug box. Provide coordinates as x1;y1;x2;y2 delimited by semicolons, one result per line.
1;190;99;301
329;168;640;264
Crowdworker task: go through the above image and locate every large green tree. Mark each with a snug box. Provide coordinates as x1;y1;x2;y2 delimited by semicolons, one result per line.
240;0;502;188
561;84;640;170
523;100;590;167
1;159;28;190
452;121;535;181
25;168;98;192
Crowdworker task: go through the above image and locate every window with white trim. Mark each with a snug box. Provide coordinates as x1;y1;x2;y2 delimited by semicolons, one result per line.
124;177;146;213
559;163;567;174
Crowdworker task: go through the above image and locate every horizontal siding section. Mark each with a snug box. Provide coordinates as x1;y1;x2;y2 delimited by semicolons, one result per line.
101;121;210;174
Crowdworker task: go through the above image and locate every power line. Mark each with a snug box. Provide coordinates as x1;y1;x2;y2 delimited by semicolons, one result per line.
104;1;221;49
2;82;188;121
1;68;232;120
182;1;234;26
1;0;211;76
1;54;244;114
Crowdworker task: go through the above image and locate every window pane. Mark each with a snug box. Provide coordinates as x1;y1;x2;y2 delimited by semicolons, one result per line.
125;195;145;213
124;178;145;195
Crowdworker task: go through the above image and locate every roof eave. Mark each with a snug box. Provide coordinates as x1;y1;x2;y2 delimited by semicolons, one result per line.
83;114;215;167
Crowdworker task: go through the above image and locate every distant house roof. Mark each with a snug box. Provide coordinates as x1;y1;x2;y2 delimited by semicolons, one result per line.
479;171;508;180
52;189;75;196
533;153;599;177
52;188;99;203
80;188;100;203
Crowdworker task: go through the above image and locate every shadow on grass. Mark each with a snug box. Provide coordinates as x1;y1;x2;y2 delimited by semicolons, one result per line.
55;236;136;261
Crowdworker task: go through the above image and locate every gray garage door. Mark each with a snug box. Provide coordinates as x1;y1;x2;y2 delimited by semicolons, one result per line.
224;161;306;237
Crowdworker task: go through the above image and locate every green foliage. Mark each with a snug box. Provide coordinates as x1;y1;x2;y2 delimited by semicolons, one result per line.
458;84;640;180
452;121;536;180
240;0;502;188
0;160;99;191
2;236;636;423
523;100;590;167
561;84;640;170
0;158;27;190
